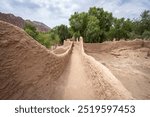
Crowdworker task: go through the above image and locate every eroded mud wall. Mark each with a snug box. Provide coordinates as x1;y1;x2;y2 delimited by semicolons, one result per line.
79;37;133;99
84;39;150;53
0;21;72;99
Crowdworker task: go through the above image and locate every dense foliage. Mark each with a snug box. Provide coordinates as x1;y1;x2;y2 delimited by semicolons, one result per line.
36;32;59;48
52;24;72;44
24;23;38;39
24;23;60;48
69;7;150;43
24;7;150;48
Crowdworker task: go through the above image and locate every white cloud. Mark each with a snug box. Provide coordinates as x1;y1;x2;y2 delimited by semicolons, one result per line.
0;0;149;27
28;0;80;27
96;0;150;19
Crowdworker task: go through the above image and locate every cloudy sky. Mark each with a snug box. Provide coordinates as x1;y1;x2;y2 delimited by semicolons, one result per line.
0;0;150;28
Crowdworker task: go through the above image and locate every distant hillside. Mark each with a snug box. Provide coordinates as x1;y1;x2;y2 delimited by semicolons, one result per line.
0;12;25;28
26;20;50;32
0;12;50;32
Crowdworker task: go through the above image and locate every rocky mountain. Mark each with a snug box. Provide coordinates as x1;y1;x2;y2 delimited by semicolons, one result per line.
0;12;25;28
0;12;50;32
26;20;50;32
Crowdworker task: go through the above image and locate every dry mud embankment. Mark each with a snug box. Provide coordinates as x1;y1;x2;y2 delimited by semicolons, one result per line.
84;39;150;53
79;37;133;99
0;21;72;99
83;39;150;99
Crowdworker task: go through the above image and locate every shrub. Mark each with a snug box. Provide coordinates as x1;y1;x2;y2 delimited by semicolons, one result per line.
142;30;150;40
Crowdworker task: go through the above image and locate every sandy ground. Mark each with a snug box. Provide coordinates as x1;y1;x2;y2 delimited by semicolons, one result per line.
51;43;97;99
86;46;150;99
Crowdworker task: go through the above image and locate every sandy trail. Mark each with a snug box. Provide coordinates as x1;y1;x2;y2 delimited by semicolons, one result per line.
51;43;96;99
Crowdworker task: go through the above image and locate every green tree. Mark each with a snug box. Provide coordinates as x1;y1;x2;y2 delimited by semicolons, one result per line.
132;10;150;39
142;30;150;39
69;12;88;39
88;7;113;42
108;18;133;40
53;25;71;44
85;16;100;43
37;32;60;48
140;10;150;31
69;7;113;43
24;23;38;39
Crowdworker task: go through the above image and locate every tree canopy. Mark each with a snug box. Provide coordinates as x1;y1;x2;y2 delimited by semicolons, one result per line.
69;7;150;43
24;7;150;48
53;24;71;44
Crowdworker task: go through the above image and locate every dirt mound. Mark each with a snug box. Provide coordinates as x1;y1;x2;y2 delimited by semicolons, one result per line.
0;21;72;99
84;40;150;99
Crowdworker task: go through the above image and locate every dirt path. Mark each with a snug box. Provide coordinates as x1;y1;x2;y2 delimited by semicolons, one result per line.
51;43;96;99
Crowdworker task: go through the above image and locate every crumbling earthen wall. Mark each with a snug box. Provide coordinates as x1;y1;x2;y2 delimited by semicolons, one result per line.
78;37;133;99
84;39;150;53
0;21;72;99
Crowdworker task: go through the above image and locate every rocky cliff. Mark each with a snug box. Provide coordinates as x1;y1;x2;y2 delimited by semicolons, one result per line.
0;12;25;28
0;12;50;32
